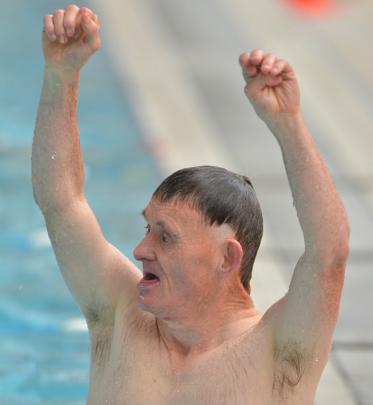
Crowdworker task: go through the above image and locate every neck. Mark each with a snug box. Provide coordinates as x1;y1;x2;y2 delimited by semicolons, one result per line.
156;284;260;360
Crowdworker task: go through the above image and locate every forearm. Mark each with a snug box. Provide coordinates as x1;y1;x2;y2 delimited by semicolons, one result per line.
32;68;85;213
267;113;350;266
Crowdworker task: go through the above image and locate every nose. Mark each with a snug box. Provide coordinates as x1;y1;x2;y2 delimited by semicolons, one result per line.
133;236;156;262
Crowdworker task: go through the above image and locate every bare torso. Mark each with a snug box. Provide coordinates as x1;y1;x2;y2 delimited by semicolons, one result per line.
87;302;318;405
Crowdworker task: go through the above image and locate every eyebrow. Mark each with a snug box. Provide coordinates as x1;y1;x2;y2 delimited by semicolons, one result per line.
140;209;178;237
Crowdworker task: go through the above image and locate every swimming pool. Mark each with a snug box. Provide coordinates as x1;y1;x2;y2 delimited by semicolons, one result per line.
0;1;160;403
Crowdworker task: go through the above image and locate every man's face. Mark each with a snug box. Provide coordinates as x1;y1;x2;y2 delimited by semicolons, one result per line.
133;198;229;320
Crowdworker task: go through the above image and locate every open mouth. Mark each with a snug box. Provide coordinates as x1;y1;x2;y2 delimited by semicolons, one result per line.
138;271;161;291
143;271;160;281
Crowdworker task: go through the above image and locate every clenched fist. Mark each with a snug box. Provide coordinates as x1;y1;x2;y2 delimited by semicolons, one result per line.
239;50;301;123
42;4;101;74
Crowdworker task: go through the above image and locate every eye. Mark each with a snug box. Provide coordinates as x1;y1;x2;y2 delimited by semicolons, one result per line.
144;224;151;234
161;232;169;243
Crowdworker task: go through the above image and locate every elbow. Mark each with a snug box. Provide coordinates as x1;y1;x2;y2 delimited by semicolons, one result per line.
327;220;350;270
331;231;350;271
336;216;350;268
307;218;350;270
32;184;42;209
333;237;350;270
32;183;43;211
32;182;50;214
33;188;85;217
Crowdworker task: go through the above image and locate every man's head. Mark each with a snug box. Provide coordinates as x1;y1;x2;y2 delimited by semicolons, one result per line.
134;166;263;318
152;166;263;289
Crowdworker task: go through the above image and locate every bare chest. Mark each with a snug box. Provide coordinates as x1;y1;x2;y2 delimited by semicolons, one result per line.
88;316;278;405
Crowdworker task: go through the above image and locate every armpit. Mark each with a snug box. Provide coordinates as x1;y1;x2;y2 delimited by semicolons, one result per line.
273;340;307;394
85;305;115;366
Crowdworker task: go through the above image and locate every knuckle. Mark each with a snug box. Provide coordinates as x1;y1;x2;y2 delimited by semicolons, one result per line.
66;4;79;10
80;7;92;14
64;20;74;30
43;15;53;27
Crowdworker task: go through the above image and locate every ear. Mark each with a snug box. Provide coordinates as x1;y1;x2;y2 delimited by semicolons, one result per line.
221;239;243;276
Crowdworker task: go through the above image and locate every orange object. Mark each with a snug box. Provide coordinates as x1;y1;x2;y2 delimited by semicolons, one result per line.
283;0;337;16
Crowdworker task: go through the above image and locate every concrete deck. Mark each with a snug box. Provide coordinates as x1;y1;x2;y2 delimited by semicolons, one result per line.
92;0;373;403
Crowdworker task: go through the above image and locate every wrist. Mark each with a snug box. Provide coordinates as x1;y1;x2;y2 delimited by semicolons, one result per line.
265;111;306;142
44;64;80;84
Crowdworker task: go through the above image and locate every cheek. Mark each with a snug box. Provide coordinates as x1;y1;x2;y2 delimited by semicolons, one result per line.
163;243;219;288
182;255;217;289
191;243;220;272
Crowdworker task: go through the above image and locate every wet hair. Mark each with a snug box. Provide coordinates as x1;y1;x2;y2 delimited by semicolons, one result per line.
152;166;263;293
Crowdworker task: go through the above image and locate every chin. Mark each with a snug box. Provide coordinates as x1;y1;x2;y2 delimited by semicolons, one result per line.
137;295;173;320
137;294;161;315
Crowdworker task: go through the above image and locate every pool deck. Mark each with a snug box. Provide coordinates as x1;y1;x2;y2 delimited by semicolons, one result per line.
92;0;373;403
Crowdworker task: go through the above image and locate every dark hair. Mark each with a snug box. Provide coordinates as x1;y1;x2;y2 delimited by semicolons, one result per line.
152;166;263;293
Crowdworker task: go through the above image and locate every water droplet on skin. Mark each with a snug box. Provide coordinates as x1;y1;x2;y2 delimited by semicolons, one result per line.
51;154;56;160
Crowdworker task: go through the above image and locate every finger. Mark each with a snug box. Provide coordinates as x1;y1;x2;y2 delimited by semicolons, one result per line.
239;53;258;79
269;59;287;76
239;52;249;68
260;53;276;75
43;14;57;41
76;8;100;36
79;7;99;25
243;65;258;81
79;7;97;20
73;11;83;39
63;4;80;38
52;9;66;44
70;8;95;41
80;10;100;51
248;49;264;66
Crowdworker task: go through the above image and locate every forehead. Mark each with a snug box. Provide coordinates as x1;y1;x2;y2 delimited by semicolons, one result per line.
142;198;204;228
142;198;234;242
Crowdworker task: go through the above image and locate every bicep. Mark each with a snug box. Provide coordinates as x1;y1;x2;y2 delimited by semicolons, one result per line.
267;254;346;371
43;198;142;321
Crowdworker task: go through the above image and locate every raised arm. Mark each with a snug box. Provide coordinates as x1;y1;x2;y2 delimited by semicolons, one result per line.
32;5;141;328
239;50;349;382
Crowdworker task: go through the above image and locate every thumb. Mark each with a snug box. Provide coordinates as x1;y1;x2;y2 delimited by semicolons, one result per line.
80;12;100;51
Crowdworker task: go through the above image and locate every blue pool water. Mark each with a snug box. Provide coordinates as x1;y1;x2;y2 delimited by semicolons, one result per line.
0;1;161;403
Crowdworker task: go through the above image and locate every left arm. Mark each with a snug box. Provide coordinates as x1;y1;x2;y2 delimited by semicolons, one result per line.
267;112;349;366
239;50;350;375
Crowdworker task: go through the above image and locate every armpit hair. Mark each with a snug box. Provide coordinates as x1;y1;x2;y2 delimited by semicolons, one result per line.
92;331;112;366
273;340;307;394
84;304;115;366
85;306;101;325
84;303;115;328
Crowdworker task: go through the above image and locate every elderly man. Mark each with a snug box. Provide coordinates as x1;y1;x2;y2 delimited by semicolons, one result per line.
32;4;349;405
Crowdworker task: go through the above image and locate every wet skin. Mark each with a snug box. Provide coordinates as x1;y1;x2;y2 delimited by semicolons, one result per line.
86;200;322;405
34;5;349;404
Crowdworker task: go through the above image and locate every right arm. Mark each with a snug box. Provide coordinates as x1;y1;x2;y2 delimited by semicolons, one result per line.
32;5;142;327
